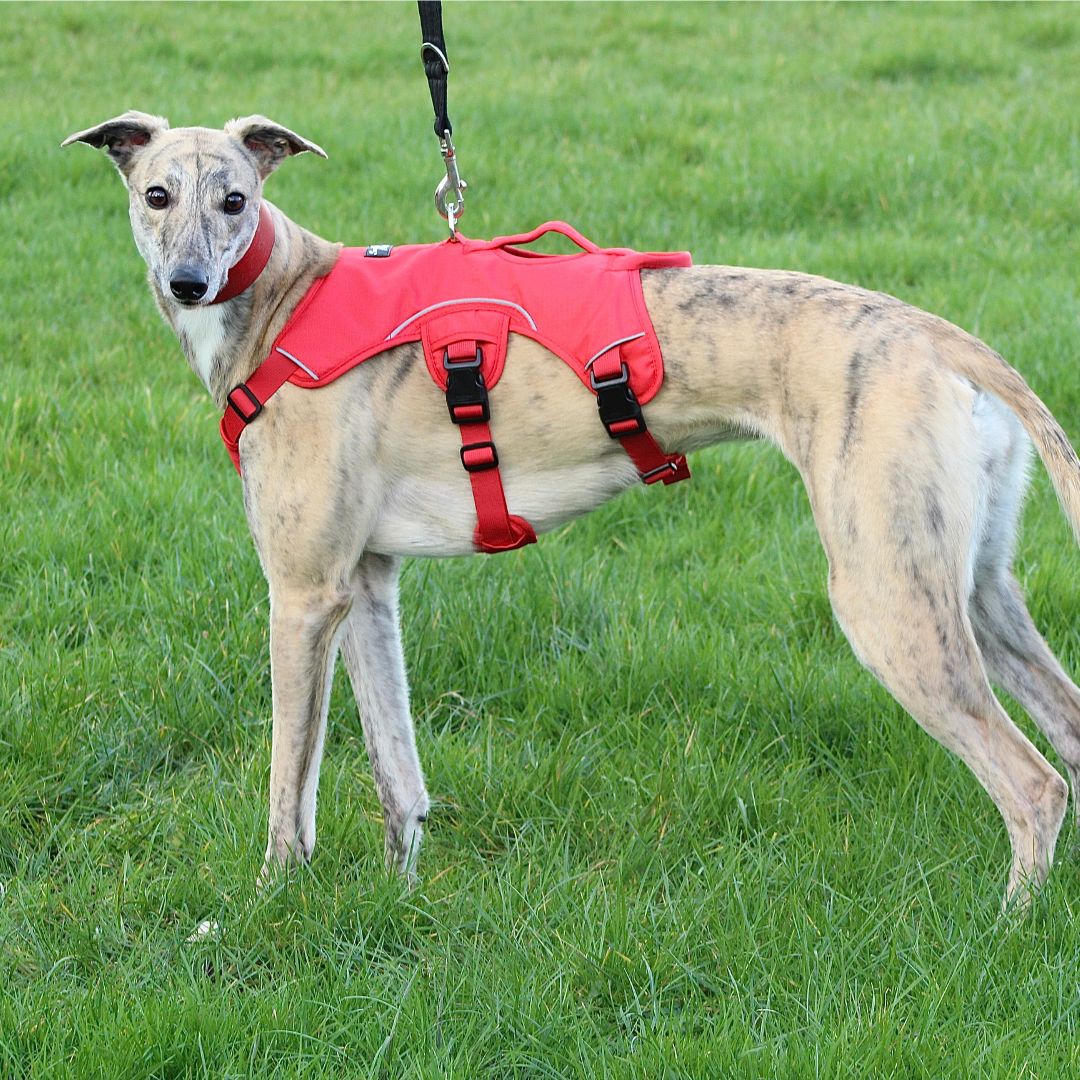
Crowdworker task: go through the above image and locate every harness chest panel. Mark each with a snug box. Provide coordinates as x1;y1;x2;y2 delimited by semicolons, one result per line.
220;221;692;552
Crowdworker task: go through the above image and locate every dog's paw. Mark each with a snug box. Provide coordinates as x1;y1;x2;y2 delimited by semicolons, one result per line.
385;809;427;883
256;857;294;894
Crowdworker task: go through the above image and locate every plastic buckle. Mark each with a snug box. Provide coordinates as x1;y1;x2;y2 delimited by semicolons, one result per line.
589;363;629;391
445;347;490;424
591;362;646;438
227;383;263;423
460;440;498;472
443;346;483;371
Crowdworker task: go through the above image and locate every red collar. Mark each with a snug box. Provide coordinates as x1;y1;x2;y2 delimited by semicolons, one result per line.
210;202;275;304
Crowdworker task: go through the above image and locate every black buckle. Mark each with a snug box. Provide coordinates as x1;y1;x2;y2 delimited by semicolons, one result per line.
460;440;498;472
444;347;490;424
227;383;263;423
443;346;483;371
590;362;646;438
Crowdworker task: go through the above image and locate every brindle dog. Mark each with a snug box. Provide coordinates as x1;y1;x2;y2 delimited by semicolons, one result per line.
64;111;1080;909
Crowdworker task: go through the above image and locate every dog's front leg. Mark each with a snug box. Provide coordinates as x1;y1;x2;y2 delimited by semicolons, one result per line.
339;552;430;879
262;582;353;879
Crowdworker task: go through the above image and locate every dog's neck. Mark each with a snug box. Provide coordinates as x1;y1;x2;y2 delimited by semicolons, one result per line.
156;201;340;407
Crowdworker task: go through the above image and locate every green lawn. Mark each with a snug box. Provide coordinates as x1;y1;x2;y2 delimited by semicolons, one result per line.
3;2;1080;1076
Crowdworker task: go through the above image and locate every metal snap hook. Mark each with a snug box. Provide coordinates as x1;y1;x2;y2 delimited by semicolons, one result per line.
434;129;467;235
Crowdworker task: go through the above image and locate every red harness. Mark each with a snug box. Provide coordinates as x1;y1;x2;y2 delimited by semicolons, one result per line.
220;220;691;552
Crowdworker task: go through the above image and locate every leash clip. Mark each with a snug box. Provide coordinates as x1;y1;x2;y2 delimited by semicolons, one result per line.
434;128;467;236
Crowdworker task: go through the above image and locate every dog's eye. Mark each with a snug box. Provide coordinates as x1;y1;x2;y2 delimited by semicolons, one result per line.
145;187;169;210
224;192;246;215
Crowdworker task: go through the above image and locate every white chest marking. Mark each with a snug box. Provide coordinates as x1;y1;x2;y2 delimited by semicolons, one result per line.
174;305;228;392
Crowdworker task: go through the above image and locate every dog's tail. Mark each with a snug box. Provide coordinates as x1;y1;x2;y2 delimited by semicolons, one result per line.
941;331;1080;545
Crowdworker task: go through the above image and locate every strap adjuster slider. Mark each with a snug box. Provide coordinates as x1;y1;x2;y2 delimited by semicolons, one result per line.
227;383;263;423
460;440;499;472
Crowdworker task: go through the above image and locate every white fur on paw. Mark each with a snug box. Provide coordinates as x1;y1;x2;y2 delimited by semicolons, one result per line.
186;918;221;943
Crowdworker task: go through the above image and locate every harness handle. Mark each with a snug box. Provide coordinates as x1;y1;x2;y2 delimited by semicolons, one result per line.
480;220;603;255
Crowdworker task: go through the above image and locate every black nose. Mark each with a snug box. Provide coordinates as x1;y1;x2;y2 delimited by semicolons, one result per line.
169;268;209;302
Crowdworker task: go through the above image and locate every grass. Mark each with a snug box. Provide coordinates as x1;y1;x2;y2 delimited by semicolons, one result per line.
3;1;1080;1075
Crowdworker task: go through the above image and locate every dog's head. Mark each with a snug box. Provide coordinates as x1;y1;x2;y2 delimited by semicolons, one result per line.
62;111;326;306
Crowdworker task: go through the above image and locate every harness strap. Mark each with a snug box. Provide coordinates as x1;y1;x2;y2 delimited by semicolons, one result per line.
443;339;537;553
590;350;690;485
222;340;687;499
219;347;297;473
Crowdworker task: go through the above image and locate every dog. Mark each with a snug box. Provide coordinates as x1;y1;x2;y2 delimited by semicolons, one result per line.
62;111;1080;908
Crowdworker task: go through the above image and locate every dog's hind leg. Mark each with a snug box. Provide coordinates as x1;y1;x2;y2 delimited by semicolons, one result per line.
339;552;430;879
965;421;1080;819
810;381;1068;905
970;573;1080;821
262;581;353;878
828;550;1068;905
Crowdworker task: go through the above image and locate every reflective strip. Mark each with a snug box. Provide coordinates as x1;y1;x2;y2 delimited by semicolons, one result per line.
584;332;646;371
387;297;538;339
275;347;320;381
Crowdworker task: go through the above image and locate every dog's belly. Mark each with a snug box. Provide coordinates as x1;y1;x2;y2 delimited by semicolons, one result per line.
365;459;641;558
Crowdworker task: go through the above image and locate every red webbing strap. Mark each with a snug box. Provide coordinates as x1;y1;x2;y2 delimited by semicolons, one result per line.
444;339;536;553
219;348;298;474
589;351;690;486
615;429;691;485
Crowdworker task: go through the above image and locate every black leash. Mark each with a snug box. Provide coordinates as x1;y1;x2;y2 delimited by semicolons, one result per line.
418;1;452;138
417;1;467;233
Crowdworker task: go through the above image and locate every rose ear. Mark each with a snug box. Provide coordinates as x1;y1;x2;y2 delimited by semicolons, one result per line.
61;110;169;175
225;115;327;180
